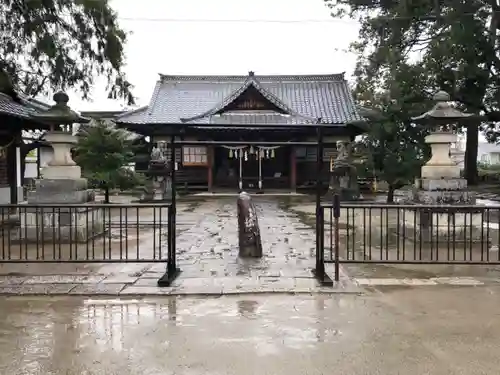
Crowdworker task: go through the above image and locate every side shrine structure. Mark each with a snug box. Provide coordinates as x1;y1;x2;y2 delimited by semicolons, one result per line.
0;72;52;205
114;71;367;192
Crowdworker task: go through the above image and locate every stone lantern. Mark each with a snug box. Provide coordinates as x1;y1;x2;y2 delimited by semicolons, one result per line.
31;91;89;179
412;91;474;189
401;91;485;245
19;92;105;243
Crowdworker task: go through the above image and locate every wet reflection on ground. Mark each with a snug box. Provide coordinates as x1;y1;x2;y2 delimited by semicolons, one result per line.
2;290;500;374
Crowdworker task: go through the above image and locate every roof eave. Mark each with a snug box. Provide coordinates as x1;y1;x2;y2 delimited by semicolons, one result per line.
114;105;149;120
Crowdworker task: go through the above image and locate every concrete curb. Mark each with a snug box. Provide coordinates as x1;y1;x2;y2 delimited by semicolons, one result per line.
354;277;489;286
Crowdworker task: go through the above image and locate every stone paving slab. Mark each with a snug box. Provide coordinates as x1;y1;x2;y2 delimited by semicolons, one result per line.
0;271;360;295
1;196;494;296
0;274;494;296
354;277;486;286
69;283;126;295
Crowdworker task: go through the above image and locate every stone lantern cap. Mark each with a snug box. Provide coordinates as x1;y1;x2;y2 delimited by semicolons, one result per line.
411;91;478;125
30;91;91;125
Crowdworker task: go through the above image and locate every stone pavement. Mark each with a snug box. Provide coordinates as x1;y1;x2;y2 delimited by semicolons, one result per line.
0;197;354;295
1;196;499;296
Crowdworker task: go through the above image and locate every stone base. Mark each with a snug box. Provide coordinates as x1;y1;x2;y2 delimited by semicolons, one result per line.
19;177;104;243
415;178;468;191
400;207;488;244
27;178;92;204
421;164;460;179
404;182;476;205
16;205;105;243
43;165;82;179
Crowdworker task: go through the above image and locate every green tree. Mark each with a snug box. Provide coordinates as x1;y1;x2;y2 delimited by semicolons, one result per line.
1;0;133;103
74;121;143;203
325;0;500;185
357;118;429;202
354;64;431;202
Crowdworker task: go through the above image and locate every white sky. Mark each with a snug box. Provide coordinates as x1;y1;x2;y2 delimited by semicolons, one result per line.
64;0;360;111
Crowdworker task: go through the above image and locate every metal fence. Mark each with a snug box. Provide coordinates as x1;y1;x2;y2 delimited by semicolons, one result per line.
0;203;173;264
320;201;500;281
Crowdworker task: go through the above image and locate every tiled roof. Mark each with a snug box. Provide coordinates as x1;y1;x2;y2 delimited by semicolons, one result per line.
207;112;317;125
80;110;126;119
0;92;51;120
115;73;362;126
0;93;35;119
180;76;318;123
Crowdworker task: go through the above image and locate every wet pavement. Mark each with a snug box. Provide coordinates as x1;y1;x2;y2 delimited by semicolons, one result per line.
2;286;500;374
291;200;500;281
169;197;341;293
2;195;500;296
0;197;353;295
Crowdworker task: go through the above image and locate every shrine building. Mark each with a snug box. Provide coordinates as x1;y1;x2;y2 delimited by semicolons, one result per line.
114;71;366;192
0;82;50;204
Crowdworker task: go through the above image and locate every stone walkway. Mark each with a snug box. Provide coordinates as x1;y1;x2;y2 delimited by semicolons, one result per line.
0;196;497;296
166;198;332;293
0;197;355;295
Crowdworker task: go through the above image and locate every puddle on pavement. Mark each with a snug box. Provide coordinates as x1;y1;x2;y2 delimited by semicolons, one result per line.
3;291;500;374
0;294;385;374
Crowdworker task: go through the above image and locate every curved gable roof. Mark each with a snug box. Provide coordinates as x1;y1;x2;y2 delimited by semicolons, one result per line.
179;75;318;124
115;72;362;126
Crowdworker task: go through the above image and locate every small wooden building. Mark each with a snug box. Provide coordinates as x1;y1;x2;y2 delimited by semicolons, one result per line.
115;72;365;192
0;83;50;203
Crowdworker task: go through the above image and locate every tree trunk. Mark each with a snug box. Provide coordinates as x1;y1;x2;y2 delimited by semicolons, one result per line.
387;184;395;203
104;187;110;203
461;8;499;186
464;122;479;185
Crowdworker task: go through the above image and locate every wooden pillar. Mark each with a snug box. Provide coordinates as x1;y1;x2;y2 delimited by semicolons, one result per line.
290;146;296;191
7;138;17;204
207;146;213;191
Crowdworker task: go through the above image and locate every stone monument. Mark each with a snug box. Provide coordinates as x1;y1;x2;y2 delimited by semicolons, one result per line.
20;92;104;243
237;192;263;257
326;140;360;201
401;91;484;244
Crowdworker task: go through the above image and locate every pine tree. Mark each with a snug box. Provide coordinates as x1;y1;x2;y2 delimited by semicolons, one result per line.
74;121;143;203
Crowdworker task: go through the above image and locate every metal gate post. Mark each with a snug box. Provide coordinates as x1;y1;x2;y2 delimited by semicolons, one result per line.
170;135;177;273
333;194;340;282
158;135;180;286
314;127;322;274
312;127;333;285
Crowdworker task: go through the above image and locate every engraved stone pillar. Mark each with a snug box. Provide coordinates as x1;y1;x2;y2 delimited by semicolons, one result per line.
237;192;263;257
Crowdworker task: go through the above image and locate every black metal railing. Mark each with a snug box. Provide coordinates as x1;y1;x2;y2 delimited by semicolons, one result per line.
0;203;173;264
320;202;500;280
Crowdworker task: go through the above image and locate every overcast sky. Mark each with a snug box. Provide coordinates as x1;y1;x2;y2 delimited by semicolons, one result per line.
66;0;360;112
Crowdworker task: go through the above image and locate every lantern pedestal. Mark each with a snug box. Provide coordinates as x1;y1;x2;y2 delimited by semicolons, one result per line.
19;178;105;243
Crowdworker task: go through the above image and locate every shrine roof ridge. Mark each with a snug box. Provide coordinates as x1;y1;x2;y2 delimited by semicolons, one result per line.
158;72;347;83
